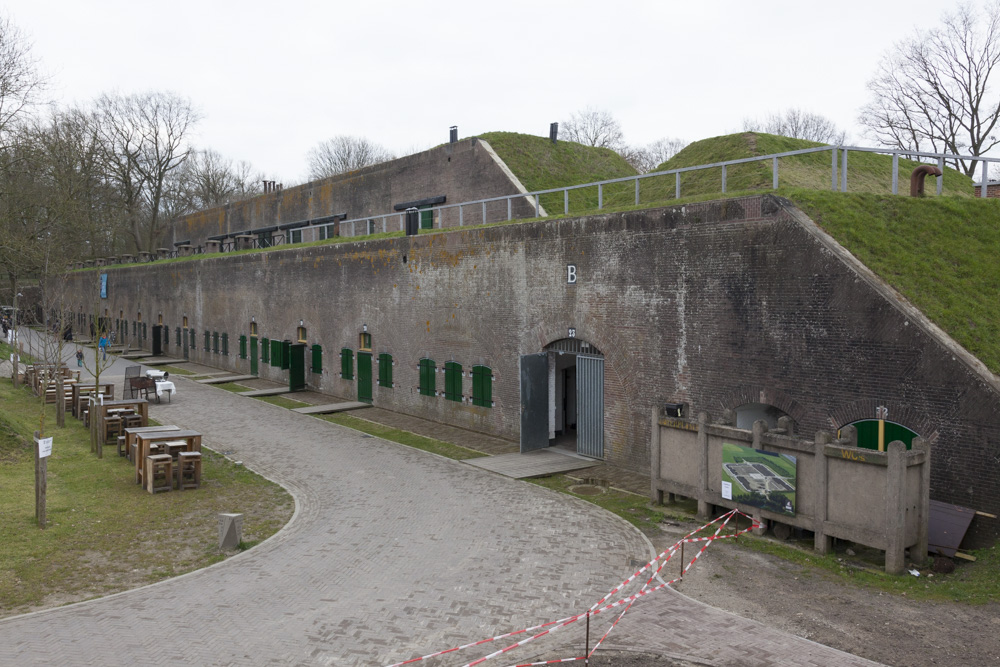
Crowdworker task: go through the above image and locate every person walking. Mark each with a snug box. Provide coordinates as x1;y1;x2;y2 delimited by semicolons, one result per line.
98;334;108;362
75;349;84;367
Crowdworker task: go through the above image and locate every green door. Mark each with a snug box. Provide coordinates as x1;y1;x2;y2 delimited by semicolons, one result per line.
848;420;918;451
288;343;306;392
250;336;258;375
358;352;373;403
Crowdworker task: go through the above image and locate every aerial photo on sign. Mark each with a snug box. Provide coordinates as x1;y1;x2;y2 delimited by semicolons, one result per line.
721;442;797;516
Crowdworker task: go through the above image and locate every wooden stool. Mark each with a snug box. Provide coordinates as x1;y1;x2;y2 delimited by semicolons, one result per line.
123;414;143;429
117;435;127;457
164;441;187;460
130;442;137;467
145;454;173;494
176;451;202;490
104;416;123;444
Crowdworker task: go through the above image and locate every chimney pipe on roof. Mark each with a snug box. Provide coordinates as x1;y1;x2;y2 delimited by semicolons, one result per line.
550;122;559;143
450;126;458;143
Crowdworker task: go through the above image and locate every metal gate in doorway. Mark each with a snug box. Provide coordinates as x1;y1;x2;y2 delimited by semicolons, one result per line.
576;354;604;458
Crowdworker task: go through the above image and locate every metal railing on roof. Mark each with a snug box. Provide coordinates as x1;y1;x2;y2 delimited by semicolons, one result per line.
323;144;998;238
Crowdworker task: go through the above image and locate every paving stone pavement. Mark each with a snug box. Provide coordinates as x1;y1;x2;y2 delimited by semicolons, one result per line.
2;330;881;666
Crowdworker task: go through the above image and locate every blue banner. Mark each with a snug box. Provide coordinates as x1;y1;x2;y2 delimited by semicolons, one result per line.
100;273;108;299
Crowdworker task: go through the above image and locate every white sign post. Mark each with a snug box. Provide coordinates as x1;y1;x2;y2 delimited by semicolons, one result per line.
721;481;733;501
33;432;49;528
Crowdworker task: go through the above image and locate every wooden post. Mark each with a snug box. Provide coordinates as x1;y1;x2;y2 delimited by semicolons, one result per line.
34;431;46;529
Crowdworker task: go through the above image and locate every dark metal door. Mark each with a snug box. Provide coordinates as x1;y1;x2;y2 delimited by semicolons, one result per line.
520;353;549;452
288;343;306;392
182;328;189;360
249;336;258;375
576;354;604;458
357;352;373;403
151;325;163;356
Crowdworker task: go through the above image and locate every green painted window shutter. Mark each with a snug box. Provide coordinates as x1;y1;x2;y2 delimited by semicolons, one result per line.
213;331;220;354
261;337;270;363
418;358;435;396
444;361;462;402
143;322;147;339
222;333;229;356
239;335;247;359
270;338;281;367
341;348;354;379
472;365;492;407
176;327;181;346
281;340;291;370
420;207;433;229
311;344;322;373
378;353;393;387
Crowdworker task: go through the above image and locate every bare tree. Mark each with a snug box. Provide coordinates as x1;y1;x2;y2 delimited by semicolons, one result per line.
94;91;200;252
622;137;689;173
0;15;44;145
163;148;263;218
742;109;847;144
306;135;394;180
561;107;626;150
860;2;1000;176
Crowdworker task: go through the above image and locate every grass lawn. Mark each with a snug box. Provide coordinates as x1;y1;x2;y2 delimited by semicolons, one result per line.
0;378;293;618
214;382;251;393
318;413;486;460
255;395;309;409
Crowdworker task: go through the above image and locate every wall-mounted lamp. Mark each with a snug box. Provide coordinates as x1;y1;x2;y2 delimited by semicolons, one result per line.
251;316;255;323
300;319;304;326
362;323;368;332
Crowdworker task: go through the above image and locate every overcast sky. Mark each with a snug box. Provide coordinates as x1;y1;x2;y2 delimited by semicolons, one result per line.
5;0;962;183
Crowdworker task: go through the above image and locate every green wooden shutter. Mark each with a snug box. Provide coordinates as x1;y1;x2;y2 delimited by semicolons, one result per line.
270;338;281;367
472;365;492;407
311;344;322;373
213;331;220;353
378;353;393;387
239;335;247;359
262;337;270;363
222;333;229;356
419;358;435;396
341;348;354;379
420;207;433;229
444;362;462;402
203;330;209;351
281;340;291;370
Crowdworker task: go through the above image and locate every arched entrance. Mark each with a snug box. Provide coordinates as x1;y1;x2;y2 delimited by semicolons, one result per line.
520;338;604;458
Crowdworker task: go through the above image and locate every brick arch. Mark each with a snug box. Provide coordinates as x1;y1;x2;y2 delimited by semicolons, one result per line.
524;321;636;395
716;385;807;425
828;400;938;443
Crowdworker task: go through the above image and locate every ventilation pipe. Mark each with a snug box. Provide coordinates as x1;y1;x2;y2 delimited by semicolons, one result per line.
449;126;458;143
550;122;559;143
910;165;943;197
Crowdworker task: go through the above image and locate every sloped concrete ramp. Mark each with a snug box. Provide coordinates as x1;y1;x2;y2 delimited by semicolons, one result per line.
465;448;600;478
292;401;371;414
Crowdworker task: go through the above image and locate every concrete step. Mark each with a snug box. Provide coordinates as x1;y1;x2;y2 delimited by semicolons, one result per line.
241;387;294;397
292;402;372;415
197;374;258;384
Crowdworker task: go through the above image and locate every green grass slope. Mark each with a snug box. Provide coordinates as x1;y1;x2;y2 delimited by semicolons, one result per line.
786;189;1000;375
477;131;637;215
651;133;974;200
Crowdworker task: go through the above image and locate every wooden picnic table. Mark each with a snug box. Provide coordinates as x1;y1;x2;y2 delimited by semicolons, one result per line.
72;382;114;419
134;430;201;486
91;398;149;447
123;425;180;461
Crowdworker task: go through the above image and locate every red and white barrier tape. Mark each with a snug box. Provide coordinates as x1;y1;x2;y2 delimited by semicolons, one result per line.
386;509;759;667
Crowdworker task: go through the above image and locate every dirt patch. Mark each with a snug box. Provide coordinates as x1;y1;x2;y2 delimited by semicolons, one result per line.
649;523;1000;666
